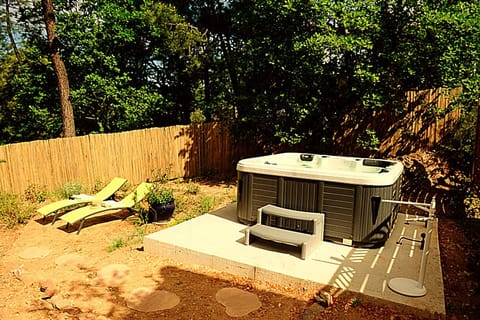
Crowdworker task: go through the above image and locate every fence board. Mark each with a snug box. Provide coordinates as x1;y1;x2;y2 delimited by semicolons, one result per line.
0;123;256;193
378;88;461;155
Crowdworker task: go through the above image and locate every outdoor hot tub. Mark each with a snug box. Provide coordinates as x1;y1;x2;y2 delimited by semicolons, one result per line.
236;153;404;246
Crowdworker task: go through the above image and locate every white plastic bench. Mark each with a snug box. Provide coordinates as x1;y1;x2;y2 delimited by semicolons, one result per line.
244;204;324;260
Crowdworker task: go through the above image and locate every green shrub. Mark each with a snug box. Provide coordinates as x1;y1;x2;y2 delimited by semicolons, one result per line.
24;184;48;203
185;182;200;195
464;193;480;219
150;166;172;184
356;129;380;151
92;179;108;193
146;183;174;205
0;192;35;228
199;195;215;214
190;108;206;124
61;182;83;198
107;237;126;252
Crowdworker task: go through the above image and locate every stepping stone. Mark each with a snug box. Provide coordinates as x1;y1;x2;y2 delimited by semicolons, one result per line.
215;287;262;317
55;253;89;268
18;246;51;259
127;287;180;312
96;264;130;287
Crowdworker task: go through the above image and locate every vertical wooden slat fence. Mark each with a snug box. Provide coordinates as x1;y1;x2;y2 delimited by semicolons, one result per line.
335;88;462;156
378;88;461;155
0;123;254;194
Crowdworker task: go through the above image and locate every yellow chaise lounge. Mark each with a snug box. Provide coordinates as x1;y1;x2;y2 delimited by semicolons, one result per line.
37;177;128;223
59;182;152;234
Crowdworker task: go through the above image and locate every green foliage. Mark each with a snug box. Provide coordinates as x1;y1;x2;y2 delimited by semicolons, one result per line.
185;182;200;195
145;183;174;205
198;195;215;214
1;0;206;143
60;182;83;199
356;129;380;152
150;166;172;184
464;196;480;219
446;109;476;155
190;108;206;124
107;237;126;252
164;187;219;226
225;0;451;150
0;46;62;144
429;2;480;112
0;192;35;228
136;207;150;225
24;184;48;203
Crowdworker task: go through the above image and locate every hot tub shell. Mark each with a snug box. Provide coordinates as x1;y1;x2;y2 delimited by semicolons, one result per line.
236;153;403;246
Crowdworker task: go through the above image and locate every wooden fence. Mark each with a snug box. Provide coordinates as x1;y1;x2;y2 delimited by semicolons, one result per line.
335;88;462;156
0;88;463;193
0;123;256;194
380;87;462;155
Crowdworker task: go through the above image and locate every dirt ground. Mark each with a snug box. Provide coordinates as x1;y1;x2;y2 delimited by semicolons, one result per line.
1;153;479;319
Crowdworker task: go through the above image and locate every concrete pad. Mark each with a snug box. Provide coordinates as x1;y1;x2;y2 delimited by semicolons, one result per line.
144;203;445;315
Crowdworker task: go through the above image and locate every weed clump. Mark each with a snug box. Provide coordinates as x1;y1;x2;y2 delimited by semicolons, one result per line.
0;192;36;228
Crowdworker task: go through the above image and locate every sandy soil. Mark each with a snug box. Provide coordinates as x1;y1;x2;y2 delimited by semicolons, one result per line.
0;174;478;319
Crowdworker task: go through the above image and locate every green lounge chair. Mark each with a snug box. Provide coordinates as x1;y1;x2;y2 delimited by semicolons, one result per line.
36;177;128;223
59;182;152;234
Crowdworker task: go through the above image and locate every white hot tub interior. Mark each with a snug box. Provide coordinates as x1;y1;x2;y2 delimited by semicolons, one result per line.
258;153;400;177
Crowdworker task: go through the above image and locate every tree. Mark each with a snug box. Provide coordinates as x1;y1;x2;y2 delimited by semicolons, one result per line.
56;0;205;133
192;0;479;154
4;0;21;63
41;0;75;137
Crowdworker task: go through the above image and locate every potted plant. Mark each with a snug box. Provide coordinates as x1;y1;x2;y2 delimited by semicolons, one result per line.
145;183;175;222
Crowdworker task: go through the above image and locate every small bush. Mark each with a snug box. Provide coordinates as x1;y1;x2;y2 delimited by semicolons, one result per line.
24;184;48;203
135;207;150;225
107;237;126;252
92;179;108;193
146;183;174;205
61;182;83;199
190;108;206;124
199;195;215;214
464;193;480;219
0;191;35;228
150;167;172;184
356;129;380;151
185;182;200;195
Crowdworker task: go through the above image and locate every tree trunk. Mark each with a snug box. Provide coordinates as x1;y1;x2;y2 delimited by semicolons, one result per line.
5;0;21;63
41;0;75;137
473;98;480;188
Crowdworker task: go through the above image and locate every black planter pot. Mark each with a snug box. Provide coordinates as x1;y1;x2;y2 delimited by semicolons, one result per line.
148;200;175;222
